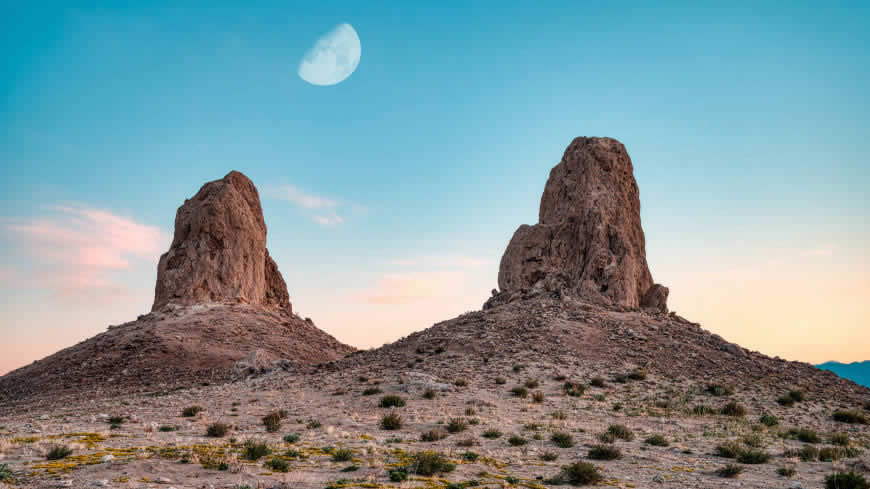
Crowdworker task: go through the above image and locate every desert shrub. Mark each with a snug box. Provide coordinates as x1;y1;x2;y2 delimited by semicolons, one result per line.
158;425;176;432
551;432;574;448
819;447;845;461
182;406;203;417
408;451;455;475
422;388;437;400
589;377;606;388
511;386;528;398
456;438;476;447
588;444;621;460
759;413;779;426
306;419;322;429
342;465;359;472
508;435;528;446
461;451;479;461
563;381;585;397
777;467;796;477
742;434;763;448
788;428;821;443
482;429;502;439
379;395;406;408
597;432;615;443
206;422;230;438
737;449;771;464
788;390;806;402
495;377;507;385
628;369;647;381
46;445;72;460
332;448;353;462
524;378;539;389
716;464;743;478
714;440;743;458
421;429;448;442
606;424;634;441
465;406;477;416
541;451;558;461
108;416;124;424
279;432;299;444
381;412;403;430
243;440;271;460
447;418;467;433
706;384;733;396
654;400;672;409
362;387;382;396
454;378;468;387
720;401;746;417
0;464;13;483
389;468;408;482
263;412;282;433
644;434;669;447
777;395;796;407
796;445;820;462
513;364;524;373
830;432;850;446
825;472;869;489
693;404;714;415
833;410;868;424
551;462;603;485
264;457;289;472
554;374;567;381
532;391;546;403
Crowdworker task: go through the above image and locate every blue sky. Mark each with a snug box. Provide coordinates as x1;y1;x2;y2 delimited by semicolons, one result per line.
1;2;868;373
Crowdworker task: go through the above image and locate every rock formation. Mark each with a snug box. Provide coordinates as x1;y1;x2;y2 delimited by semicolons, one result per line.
497;137;668;312
152;171;292;313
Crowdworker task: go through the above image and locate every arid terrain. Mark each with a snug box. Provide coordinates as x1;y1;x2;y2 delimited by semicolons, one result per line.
1;138;867;489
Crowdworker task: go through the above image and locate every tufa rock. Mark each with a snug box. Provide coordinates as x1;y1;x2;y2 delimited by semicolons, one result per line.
497;137;667;311
152;171;292;313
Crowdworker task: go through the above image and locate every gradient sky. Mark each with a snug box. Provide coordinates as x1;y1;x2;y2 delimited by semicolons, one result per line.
2;2;868;375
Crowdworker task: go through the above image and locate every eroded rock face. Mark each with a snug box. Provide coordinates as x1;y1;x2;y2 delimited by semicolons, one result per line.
152;171;292;313
497;137;667;311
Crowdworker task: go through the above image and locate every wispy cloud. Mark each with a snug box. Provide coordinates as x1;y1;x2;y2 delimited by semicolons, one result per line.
2;205;169;299
268;184;364;227
356;271;464;305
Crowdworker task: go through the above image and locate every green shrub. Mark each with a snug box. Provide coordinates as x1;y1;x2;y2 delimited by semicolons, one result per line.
362;387;382;396
532;391;546;403
777;395;796;407
587;444;621;460
495;377;507;385
627;369;647;381
720;401;746;417
796;445;819;462
46;445;72;460
461;451;479;461
454;378;468;387
540;451;558;461
206;422;230;438
819;447;845;462
446;418;467;433
243;440;271;460
563;381;585;397
706;384;733;396
716;464;743;478
777;467;796;477
759;413;779;426
381;412;403;430
644;434;669;447
108;416;124;424
788;390;806;402
606;424;634;441
263;412;282;433
482;429;502;439
422;388;437;400
0;464;14;483
833;410;867;424
332;448;353;462
182;406;203;417
551;462;602;485
283;433;300;443
379;395;406;408
341;465;359;472
589;377;606;388
737;449;771;464
407;451;455;476
511;386;528;398
389;468;408;481
525;379;539;389
512;364;524;373
264;457;289;472
306;419;322;429
551;432;574;448
714;440;743;458
421;429;447;442
825;472;869;489
465;407;477;416
788;428;821;443
830;432;850;446
508;435;528;446
693;405;714;415
158;425;176;432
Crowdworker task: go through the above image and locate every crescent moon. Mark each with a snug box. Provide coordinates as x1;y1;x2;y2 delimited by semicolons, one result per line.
298;23;361;86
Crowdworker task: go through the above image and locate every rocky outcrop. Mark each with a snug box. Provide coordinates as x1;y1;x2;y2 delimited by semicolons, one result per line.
497;137;667;312
152;171;292;313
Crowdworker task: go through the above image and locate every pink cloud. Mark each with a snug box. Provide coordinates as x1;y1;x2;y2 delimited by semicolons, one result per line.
2;205;169;298
356;272;463;305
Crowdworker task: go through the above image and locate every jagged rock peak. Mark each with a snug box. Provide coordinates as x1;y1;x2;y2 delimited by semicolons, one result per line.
496;137;668;312
152;171;292;313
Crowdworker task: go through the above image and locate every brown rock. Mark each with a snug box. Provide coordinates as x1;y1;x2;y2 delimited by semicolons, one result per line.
152;171;291;313
641;284;669;313
497;137;667;310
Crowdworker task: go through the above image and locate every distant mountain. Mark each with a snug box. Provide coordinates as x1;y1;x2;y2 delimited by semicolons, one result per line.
817;361;870;388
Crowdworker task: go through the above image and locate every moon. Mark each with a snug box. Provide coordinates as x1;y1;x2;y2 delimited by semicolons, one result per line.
298;23;361;86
